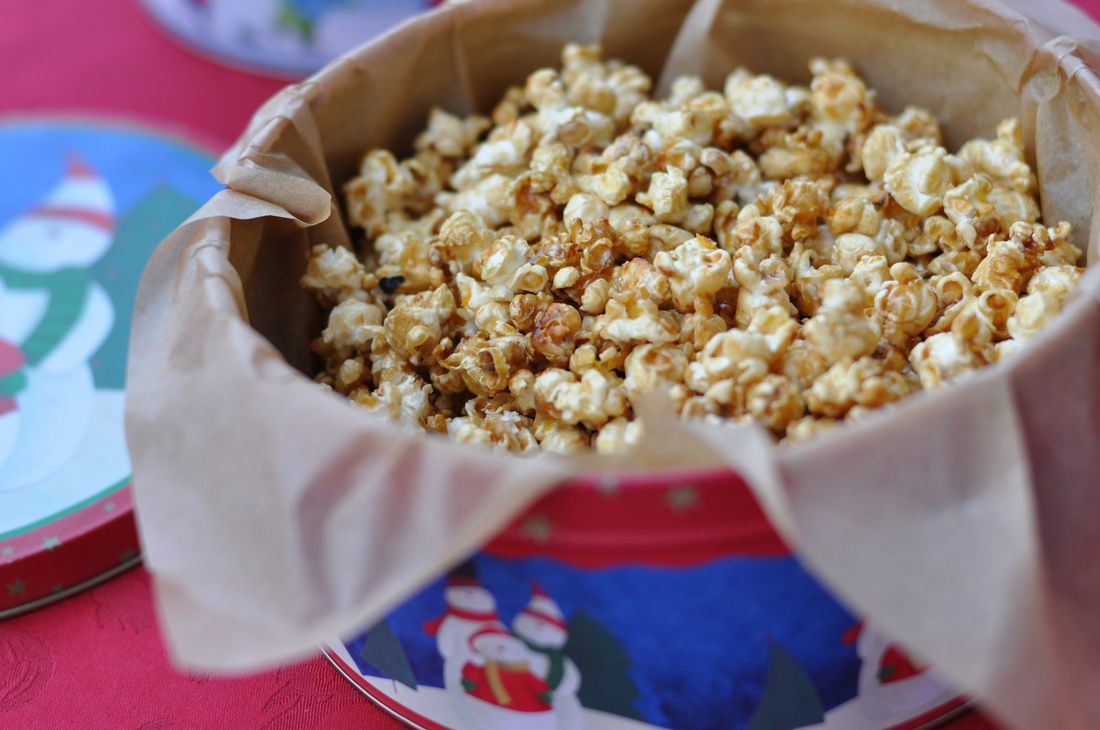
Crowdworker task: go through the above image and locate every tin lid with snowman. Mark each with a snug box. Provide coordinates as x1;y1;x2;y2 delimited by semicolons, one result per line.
0;117;220;617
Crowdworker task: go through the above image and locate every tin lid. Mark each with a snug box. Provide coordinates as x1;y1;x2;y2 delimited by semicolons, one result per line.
0;117;219;617
140;0;442;79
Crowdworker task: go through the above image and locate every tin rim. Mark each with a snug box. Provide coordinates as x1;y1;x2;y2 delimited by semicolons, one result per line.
321;645;974;730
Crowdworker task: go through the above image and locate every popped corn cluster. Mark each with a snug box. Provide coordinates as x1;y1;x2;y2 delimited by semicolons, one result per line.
303;45;1084;454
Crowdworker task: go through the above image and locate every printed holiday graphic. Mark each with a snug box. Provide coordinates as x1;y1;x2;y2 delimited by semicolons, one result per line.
337;551;962;730
0;155;120;493
421;566;583;730
0;120;218;536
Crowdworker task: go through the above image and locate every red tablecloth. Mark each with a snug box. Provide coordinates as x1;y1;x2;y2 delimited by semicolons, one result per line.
1;569;384;728
3;0;1097;727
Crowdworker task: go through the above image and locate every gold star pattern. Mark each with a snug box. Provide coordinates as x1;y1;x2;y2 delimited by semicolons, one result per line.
521;515;554;544
42;536;61;551
6;579;26;597
666;484;700;512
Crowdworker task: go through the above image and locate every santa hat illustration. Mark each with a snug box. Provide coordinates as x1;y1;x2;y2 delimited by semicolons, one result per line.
468;622;516;650
516;582;567;631
25;154;115;234
447;574;481;588
444;559;482;588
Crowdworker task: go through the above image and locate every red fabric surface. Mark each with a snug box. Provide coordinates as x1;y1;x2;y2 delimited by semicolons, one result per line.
4;0;1099;726
0;0;285;148
0;568;397;729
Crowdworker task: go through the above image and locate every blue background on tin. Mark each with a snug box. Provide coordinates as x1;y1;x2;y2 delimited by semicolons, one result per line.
0;121;218;222
346;553;861;730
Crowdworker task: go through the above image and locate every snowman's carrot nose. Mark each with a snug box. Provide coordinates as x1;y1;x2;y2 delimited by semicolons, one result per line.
24;206;114;233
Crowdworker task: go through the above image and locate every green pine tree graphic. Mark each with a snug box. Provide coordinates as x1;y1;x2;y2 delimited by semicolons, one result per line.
91;184;201;389
359;617;418;690
746;639;825;730
564;611;644;720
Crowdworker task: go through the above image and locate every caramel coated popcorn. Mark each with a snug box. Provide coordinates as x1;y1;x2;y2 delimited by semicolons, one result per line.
304;45;1084;453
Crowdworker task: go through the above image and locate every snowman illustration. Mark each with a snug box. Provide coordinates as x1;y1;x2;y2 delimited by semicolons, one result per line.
452;622;558;730
512;584;583;730
847;622;957;724
424;563;507;726
423;562;502;660
0;156;119;492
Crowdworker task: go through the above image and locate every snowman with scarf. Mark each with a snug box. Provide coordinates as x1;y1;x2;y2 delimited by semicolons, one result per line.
425;563;509;726
453;622;558;730
424;562;502;661
512;583;583;729
0;156;117;491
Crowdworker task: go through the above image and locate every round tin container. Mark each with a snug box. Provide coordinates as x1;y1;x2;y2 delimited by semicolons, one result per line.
0;118;220;617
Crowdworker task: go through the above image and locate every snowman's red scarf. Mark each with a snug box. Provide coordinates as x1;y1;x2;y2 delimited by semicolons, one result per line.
422;606;498;636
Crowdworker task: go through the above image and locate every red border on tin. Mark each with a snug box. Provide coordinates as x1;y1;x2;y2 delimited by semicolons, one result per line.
485;468;790;568
0;483;139;616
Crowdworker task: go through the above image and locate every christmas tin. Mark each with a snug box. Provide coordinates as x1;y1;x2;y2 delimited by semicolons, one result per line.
0;118;219;616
